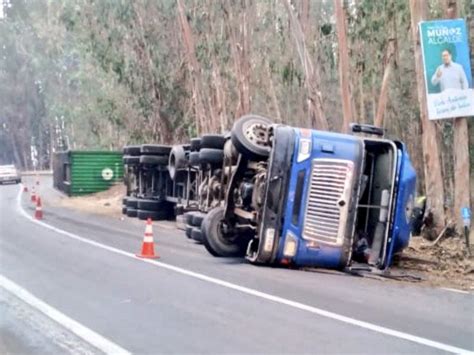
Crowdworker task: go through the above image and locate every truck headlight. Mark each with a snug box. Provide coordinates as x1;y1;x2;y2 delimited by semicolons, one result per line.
297;138;312;162
283;232;298;257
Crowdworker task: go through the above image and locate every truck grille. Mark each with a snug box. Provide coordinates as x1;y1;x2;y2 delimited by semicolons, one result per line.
302;159;353;245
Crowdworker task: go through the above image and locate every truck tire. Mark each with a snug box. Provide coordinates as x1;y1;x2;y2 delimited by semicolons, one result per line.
231;115;273;160
122;197;129;205
140;144;172;155
184;212;195;225
137;209;169;221
126;208;138;218
123;156;140;165
122;206;127;215
175;205;184;216
169;145;187;180
189;152;200;166
192;212;206;228
126;197;139;209
191;227;203;243
139;155;169;166
137;199;169;211
185;225;193;239
201;207;247;257
123;145;141;156
190;138;201;151
201;134;226;149
199;148;224;166
223;139;239;165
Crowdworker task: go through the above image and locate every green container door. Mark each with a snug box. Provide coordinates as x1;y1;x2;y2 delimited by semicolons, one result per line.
70;151;124;196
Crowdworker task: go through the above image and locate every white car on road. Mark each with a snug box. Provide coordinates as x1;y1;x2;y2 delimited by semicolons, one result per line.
0;165;21;184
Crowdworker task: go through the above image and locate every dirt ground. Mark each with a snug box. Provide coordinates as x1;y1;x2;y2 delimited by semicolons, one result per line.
56;184;474;290
57;184;125;218
393;235;474;290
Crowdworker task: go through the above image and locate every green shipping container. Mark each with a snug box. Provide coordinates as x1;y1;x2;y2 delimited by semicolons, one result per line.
53;150;124;196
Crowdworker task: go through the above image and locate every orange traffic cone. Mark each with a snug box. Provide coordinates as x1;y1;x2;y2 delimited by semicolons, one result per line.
35;197;43;220
31;186;37;203
136;218;159;259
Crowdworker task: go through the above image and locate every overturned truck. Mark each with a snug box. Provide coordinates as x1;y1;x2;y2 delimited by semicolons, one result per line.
122;115;416;270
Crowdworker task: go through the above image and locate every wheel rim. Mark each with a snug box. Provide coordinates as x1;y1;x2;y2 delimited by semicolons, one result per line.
243;121;270;149
218;221;240;245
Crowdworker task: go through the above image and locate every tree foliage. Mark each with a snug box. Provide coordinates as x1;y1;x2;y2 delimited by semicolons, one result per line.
0;0;471;224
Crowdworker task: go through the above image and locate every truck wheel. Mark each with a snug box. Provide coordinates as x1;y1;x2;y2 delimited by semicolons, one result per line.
200;134;226;149
184;211;195;225
190;138;201;151
139;155;169;166
169;145;187;180
137;209;169;221
122;197;129;205
191;227;203;243
122;206;127;215
231;115;273;160
201;207;247;257
123;145;141;156
137;199;170;211
223;139;238;165
199;148;224;166
126;197;139;209
123;156;140;165
185;225;193;239
140;144;172;155
192;212;206;228
189;152;200;166
126;208;138;218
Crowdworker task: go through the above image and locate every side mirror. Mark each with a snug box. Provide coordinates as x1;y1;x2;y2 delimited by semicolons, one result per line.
350;123;384;137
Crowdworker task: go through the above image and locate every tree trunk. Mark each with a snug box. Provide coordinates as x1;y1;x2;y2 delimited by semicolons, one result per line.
442;0;471;231
207;9;228;133
176;0;207;134
282;0;328;130
10;131;23;169
358;67;365;123
469;0;474;212
374;38;396;128
224;0;252;118
334;0;354;133
409;0;446;236
267;62;282;123
132;2;173;143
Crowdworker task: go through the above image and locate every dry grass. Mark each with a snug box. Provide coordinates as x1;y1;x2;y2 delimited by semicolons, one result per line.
58;184;126;218
395;236;474;290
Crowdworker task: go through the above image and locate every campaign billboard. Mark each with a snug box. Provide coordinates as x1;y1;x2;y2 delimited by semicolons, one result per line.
419;19;474;120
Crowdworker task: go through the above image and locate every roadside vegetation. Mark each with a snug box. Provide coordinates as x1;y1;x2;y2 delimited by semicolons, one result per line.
0;0;472;236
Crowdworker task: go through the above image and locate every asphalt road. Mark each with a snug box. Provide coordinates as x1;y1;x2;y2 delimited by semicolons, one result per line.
0;176;473;354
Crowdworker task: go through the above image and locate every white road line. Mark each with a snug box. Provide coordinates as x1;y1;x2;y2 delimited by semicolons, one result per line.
0;274;131;355
16;186;474;355
441;287;471;295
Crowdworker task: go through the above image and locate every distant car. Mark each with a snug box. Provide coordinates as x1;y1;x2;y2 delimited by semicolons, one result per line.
0;165;21;184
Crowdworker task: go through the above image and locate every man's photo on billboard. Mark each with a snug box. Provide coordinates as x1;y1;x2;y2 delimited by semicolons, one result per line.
429;48;470;94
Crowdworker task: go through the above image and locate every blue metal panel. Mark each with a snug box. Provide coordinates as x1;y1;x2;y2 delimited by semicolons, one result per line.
277;129;364;268
383;143;417;268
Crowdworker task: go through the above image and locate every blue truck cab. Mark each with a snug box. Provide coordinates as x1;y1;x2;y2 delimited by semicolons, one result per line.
201;115;417;271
